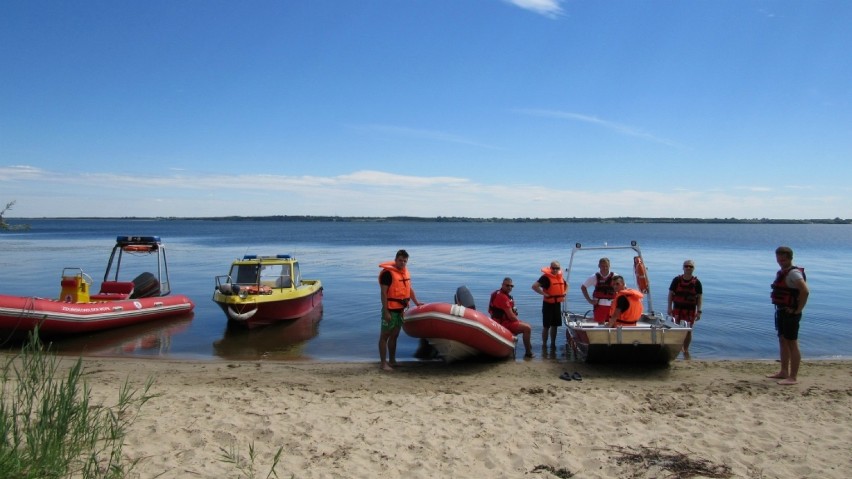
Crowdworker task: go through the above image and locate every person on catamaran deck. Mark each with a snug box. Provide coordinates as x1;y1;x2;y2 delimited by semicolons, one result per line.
581;257;616;324
489;277;534;358
606;275;644;327
667;259;703;358
378;249;422;371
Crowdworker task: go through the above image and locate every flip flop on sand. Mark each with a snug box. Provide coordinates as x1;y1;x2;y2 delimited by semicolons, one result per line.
559;372;572;381
571;372;583;381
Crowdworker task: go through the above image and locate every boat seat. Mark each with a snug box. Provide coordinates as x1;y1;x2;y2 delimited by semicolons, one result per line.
91;281;135;301
275;276;293;288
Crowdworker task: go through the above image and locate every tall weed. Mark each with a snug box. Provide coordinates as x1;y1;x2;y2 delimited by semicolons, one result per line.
0;333;155;479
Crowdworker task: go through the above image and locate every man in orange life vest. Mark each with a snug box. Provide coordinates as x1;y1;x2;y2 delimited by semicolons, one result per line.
606;275;644;327
378;249;422;371
767;246;809;386
581;257;616;324
667;259;703;357
489;277;534;358
531;261;567;351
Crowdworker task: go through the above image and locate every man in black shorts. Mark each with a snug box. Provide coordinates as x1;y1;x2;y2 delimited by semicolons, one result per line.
531;261;566;351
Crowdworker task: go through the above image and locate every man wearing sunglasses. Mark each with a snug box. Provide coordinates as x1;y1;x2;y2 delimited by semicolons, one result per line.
532;261;566;351
667;259;703;358
488;277;534;358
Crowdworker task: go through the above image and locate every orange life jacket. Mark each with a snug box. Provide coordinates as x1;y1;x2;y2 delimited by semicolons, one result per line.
378;262;411;310
610;288;644;323
539;267;567;304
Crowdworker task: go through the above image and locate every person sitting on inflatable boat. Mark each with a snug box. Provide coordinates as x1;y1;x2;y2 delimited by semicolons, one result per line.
606;275;644;327
488;277;534;358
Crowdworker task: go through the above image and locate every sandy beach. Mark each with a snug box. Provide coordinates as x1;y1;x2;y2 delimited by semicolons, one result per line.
61;357;852;478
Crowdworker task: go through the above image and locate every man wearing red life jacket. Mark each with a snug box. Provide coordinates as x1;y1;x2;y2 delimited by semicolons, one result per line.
667;259;703;358
767;246;809;386
488;277;534;358
378;249;422;371
606;275;644;327
581;258;616;324
531;261;567;351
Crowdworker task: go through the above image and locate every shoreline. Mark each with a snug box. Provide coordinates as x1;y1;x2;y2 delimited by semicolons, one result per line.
59;357;851;478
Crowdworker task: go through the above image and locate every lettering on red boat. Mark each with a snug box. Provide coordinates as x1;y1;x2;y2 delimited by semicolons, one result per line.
60;305;113;313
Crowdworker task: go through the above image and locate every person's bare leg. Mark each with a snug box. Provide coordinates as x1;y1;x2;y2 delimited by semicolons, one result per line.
379;332;393;371
388;329;400;366
778;339;800;385
766;336;788;379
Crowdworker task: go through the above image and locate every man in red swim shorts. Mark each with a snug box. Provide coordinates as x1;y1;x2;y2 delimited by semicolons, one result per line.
488;277;533;358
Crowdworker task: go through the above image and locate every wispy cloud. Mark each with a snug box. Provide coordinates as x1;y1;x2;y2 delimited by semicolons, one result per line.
505;0;564;19
2;165;836;219
349;124;501;150
516;109;680;147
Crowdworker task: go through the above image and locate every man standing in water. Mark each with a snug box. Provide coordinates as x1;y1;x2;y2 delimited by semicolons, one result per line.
667;259;703;359
531;261;566;352
767;246;809;385
378;249;422;371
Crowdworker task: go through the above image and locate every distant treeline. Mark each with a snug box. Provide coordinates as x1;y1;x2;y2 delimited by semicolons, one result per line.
26;216;851;224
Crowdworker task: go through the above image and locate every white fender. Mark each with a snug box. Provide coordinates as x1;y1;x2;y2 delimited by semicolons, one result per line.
227;306;258;321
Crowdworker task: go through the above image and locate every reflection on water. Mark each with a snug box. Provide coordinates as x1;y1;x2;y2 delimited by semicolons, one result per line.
37;314;195;358
213;307;323;360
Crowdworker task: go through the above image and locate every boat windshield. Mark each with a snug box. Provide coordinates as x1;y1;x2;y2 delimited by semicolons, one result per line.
260;263;291;288
232;264;260;285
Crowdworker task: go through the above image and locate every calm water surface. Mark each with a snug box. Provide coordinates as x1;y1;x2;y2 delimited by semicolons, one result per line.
1;219;850;362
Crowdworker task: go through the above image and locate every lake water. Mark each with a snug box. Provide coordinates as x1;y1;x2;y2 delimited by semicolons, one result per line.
1;219;850;362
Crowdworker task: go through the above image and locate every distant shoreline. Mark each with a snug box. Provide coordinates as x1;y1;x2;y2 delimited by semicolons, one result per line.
12;215;852;224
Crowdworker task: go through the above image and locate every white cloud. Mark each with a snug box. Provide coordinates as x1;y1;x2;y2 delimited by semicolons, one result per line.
1;166;842;219
505;0;564;18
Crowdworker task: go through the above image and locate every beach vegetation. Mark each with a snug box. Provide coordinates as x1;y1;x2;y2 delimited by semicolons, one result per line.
218;441;286;479
0;332;155;479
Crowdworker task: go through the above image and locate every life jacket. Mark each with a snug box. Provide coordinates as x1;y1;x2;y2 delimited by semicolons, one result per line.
378;261;411;310
592;272;615;300
671;275;700;308
488;289;514;321
771;266;806;309
540;267;567;304
609;288;644;323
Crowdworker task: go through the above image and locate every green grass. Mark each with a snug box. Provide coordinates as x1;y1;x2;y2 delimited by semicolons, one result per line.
0;333;155;479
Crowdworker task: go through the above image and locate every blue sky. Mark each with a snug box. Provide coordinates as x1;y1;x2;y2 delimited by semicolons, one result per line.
2;0;850;219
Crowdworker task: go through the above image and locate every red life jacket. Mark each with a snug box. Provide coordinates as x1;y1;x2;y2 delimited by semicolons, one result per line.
771;266;806;308
671;275;700;308
539;267;567;304
378;262;411;310
488;289;515;321
592;272;615;300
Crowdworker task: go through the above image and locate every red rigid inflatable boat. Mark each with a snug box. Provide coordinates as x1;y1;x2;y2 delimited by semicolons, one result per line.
0;235;195;339
403;302;516;362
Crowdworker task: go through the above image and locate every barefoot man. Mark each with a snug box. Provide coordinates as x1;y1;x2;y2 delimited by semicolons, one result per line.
378;249;422;371
767;246;809;385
